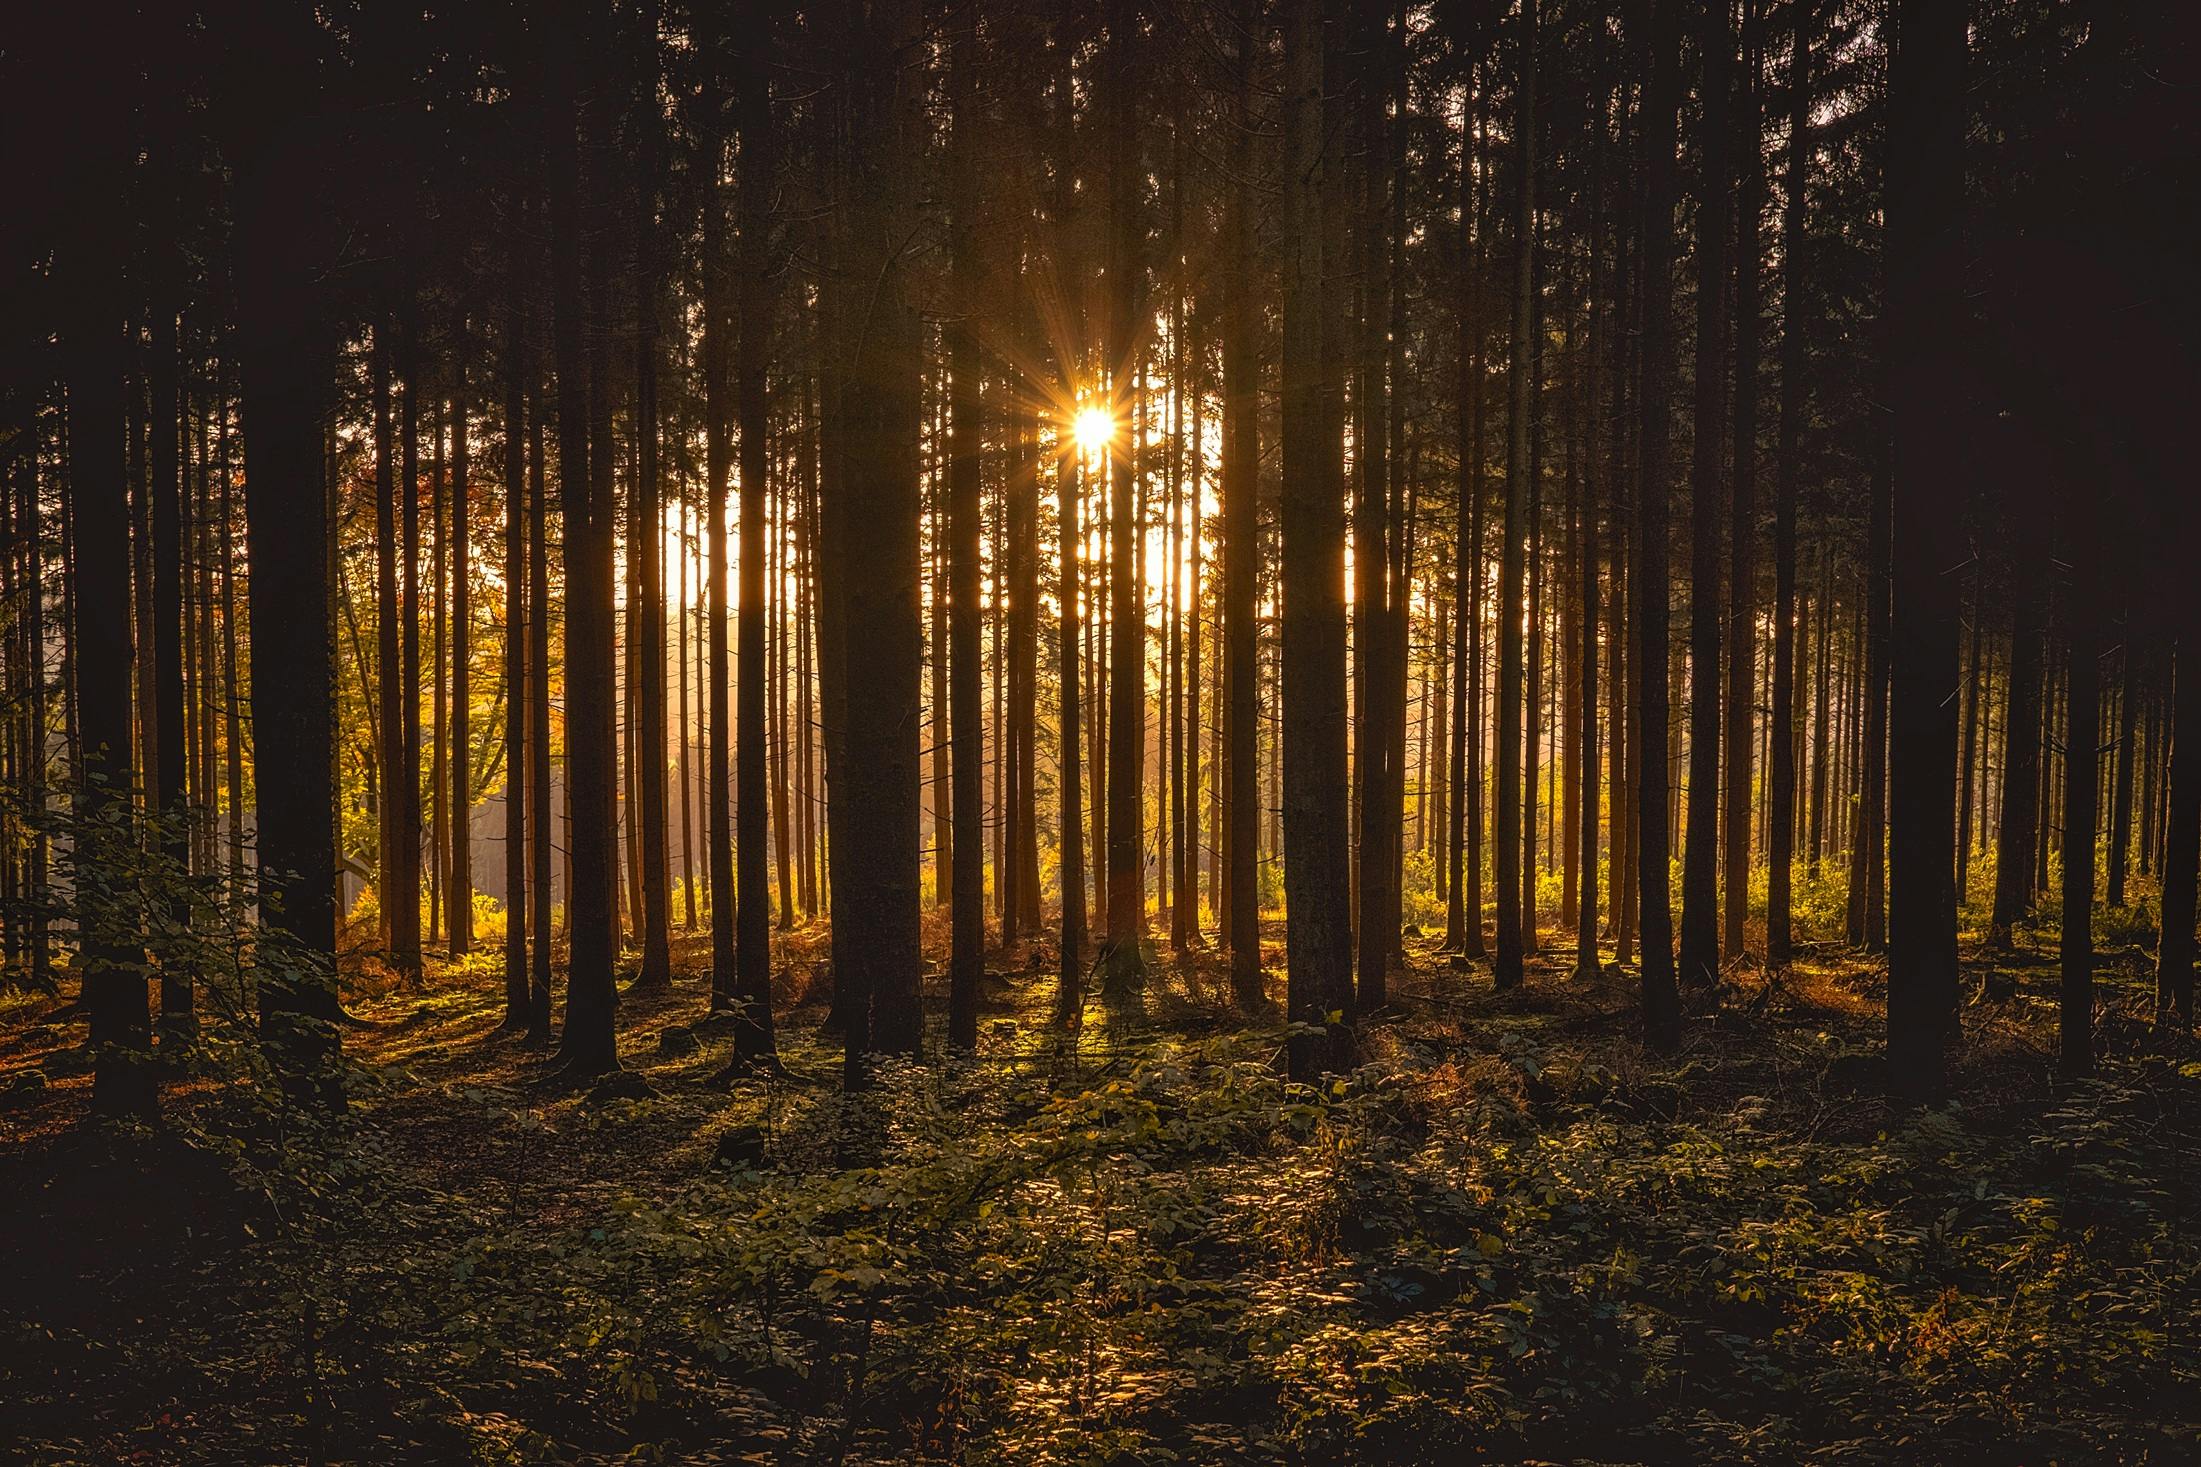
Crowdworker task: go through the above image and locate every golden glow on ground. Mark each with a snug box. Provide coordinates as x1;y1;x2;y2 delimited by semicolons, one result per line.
1072;406;1114;454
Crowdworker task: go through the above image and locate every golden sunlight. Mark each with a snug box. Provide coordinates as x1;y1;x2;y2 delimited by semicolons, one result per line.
1072;405;1114;454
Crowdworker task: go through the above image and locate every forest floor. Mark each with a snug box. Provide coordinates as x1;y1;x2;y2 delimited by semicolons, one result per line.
2;909;2199;1464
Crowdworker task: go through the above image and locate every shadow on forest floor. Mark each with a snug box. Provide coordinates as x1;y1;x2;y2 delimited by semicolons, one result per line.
3;906;2199;1463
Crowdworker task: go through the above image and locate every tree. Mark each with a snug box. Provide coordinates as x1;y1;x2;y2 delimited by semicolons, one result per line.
1101;0;1148;1000
1987;475;2046;951
448;351;475;958
732;21;778;1067
1767;0;1811;968
2158;577;2200;1025
1492;0;1537;993
630;20;672;992
1884;0;1967;1102
1279;0;1351;1079
501;242;529;1029
702;12;738;1016
63;69;153;1116
547;17;619;1076
947;0;987;1051
1678;0;1731;991
1723;3;1763;965
834;0;927;1075
2060;536;2101;1079
1222;0;1263;1009
1352;0;1399;1014
230;0;343;1103
1632;0;1684;1049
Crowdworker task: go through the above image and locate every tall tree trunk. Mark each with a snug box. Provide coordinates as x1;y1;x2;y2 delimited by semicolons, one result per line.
1957;562;1983;894
374;328;413;973
66;101;155;1114
1353;1;1397;1012
2061;545;2101;1078
732;27;778;1064
835;0;927;1074
1884;0;1967;1099
450;354;476;956
1057;446;1089;1021
397;319;426;978
1223;0;1262;1005
702;44;738;1013
234;83;343;1104
631;227;671;989
2107;619;2139;907
1769;0;1810;965
150;244;193;1029
947;5;987;1051
1723;4;1763;963
2157;584;2200;1025
1102;0;1148;996
1809;543;1833;871
502;255;529;1028
1679;0;1731;990
547;25;619;1074
1493;0;1538;991
1280;0;1352;1077
1633;0;1684;1047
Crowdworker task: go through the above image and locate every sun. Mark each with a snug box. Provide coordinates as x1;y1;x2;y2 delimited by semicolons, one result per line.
1072;406;1114;454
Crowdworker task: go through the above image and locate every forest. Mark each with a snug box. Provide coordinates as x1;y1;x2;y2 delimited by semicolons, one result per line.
1;0;2196;1460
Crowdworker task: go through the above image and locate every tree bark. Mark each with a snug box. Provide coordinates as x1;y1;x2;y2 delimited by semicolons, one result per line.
547;24;619;1074
1723;4;1763;963
1280;0;1353;1078
1679;0;1731;990
948;5;987;1050
1769;0;1810;965
1493;0;1537;991
1224;0;1262;1007
1884;0;1967;1099
733;27;778;1064
1102;0;1148;997
1633;0;1684;1047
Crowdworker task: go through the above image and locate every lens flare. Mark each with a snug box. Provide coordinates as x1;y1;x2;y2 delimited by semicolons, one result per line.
1072;406;1114;453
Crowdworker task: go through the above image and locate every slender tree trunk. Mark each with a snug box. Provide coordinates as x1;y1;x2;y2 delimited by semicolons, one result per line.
732;30;777;1063
1679;0;1731;990
930;404;952;910
150;255;193;1029
1723;5;1763;963
450;354;477;956
1353;2;1397;1011
1224;0;1261;1004
1769;1;1810;964
502;257;530;1027
947;8;987;1051
1102;0;1147;994
1493;0;1538;991
1280;0;1352;1077
528;366;554;1038
702;52;738;1012
2061;548;2101;1077
65;112;155;1114
836;0;928;1074
234;80;343;1103
2108;619;2138;907
1957;560;1983;895
548;27;619;1074
374;328;412;972
1634;0;1684;1046
2157;587;2200;1025
1884;0;1967;1099
431;384;447;947
628;229;670;990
